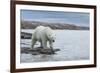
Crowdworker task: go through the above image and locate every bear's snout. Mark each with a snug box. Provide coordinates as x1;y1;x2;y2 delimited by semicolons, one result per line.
53;40;55;42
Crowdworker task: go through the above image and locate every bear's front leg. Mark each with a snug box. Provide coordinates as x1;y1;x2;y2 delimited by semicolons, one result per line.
42;40;47;49
40;41;43;48
49;41;55;53
49;41;53;49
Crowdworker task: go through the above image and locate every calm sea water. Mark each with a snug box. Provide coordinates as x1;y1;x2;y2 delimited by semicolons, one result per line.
21;30;90;63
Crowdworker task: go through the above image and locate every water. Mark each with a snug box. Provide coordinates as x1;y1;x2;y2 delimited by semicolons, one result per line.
20;29;90;63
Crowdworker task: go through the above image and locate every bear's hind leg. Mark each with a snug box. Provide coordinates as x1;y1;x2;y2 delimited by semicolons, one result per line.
31;39;36;49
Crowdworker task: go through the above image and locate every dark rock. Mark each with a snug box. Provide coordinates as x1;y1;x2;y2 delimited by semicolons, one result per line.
39;49;55;54
31;52;40;55
21;47;60;55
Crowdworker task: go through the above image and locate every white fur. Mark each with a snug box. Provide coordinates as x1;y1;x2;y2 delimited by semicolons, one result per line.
31;26;55;49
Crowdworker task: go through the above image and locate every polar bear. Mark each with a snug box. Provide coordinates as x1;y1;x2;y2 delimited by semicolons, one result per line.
31;26;55;50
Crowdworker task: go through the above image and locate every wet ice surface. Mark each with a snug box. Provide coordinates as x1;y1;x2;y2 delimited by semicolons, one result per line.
20;30;90;63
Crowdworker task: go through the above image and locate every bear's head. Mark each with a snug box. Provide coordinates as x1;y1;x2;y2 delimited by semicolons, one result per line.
47;32;56;42
45;27;56;42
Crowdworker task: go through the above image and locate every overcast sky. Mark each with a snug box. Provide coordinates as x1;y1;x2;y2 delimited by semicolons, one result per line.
21;10;90;27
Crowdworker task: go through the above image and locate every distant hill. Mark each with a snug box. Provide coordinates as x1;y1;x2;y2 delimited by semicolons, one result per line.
21;20;89;30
